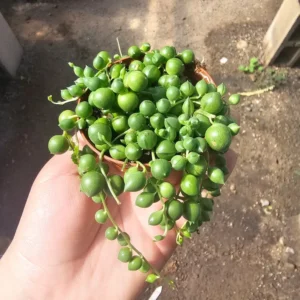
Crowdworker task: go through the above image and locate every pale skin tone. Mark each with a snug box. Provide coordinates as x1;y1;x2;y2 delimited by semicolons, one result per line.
0;150;236;300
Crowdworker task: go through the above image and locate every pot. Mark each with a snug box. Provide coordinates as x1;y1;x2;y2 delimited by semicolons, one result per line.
79;56;216;184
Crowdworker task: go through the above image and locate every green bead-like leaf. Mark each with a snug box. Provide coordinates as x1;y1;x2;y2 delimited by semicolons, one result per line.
128;256;143;271
181;230;191;239
117;232;130;246
187;152;200;164
139;260;150;273
228;123;240;135
195;137;208;153
182;98;194;116
180;174;199;196
93;55;105;70
140;42;151;52
118;247;132;263
146;274;160;283
183;200;201;222
183;137;197;151
95;209;108;224
195;79;208;97
171;155;187;171
208;167;225;184
61;89;73;100
83;77;102;91
84;65;96;77
217;83;227;96
106;174;124;196
176;234;183;245
105;227;118;240
148;210;164;226
180;81;195;97
135;192;155;208
201;198;214;211
167;199;183;221
154;235;164;242
228;94;241;105
150;159;172;180
92;194;102;204
209;189;221;197
164;117;181;131
124;171;146;192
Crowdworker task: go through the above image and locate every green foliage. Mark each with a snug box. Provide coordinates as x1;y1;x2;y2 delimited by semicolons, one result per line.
47;42;241;285
238;57;288;88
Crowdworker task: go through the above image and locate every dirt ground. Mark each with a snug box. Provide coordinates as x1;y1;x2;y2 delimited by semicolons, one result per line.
1;0;300;299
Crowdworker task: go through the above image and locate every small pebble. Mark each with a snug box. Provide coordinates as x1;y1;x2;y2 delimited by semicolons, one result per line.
285;247;295;255
220;57;228;65
230;184;236;193
260;199;269;207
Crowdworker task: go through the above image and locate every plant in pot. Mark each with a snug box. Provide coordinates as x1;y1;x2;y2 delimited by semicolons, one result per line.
47;43;240;284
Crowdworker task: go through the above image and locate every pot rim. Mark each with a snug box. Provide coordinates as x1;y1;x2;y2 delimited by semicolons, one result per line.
79;56;216;168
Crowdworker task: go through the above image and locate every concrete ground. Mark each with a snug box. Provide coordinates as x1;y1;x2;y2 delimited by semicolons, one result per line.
1;0;300;299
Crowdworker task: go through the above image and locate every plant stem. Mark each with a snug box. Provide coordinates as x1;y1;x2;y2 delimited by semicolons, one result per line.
136;161;147;173
190;95;201;100
153;185;169;238
151;151;156;161
171;99;185;107
99;165;121;205
238;85;275;96
95;66;107;78
175;227;183;245
175;189;181;199
157;193;165;209
162;221;169;237
74;130;80;149
122;159;128;172
99;134;113;148
112;129;132;143
105;68;111;82
101;196;119;229
63;131;75;150
48;86;89;105
194;107;215;118
101;196;161;277
68;114;78;119
48;95;79;105
99;149;106;161
227;105;231;117
194;108;215;124
116;37;123;57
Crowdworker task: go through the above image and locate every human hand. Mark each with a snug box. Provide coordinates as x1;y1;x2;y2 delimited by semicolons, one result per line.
0;150;236;300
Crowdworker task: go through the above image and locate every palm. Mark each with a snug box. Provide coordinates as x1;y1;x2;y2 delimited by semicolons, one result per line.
9;154;177;300
4;150;236;299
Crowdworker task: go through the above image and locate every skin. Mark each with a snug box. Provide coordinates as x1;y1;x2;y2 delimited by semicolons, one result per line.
0;149;236;300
